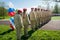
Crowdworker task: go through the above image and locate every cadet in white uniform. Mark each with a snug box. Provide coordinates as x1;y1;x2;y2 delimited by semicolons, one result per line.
22;8;29;37
34;8;39;29
29;8;36;31
37;8;41;26
40;9;43;25
14;10;22;40
45;10;49;23
48;10;52;21
43;9;46;24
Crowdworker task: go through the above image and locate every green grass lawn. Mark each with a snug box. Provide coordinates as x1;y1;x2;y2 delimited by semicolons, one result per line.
0;16;60;40
0;25;31;40
0;25;16;40
5;16;10;19
0;16;10;19
0;25;60;40
28;30;60;40
51;16;60;20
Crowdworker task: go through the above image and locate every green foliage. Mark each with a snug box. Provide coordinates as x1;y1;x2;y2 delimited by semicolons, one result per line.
53;4;60;14
0;2;8;19
0;7;8;18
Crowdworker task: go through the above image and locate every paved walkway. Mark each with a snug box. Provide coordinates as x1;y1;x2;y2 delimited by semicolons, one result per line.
0;19;10;25
40;20;60;30
0;19;60;30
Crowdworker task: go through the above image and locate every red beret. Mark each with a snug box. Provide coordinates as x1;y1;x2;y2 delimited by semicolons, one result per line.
45;10;48;11
31;8;34;9
23;8;27;11
18;10;22;13
38;8;40;10
35;8;37;11
41;9;43;11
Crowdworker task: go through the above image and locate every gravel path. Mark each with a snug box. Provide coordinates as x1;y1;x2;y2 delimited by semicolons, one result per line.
40;20;60;30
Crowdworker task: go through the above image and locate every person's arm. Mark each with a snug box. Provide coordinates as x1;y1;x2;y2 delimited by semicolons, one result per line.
26;14;31;25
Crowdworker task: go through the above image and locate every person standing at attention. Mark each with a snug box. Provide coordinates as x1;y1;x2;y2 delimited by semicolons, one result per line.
14;10;22;40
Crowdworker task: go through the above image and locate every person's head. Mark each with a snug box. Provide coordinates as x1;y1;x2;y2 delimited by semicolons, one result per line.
38;8;40;11
31;8;34;11
34;8;37;11
17;10;22;14
41;9;43;11
23;8;27;13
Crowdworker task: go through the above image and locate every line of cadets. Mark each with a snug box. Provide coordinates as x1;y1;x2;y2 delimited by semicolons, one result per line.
14;8;52;40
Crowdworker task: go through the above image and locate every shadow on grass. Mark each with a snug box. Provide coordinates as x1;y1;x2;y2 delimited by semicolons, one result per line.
0;20;50;40
21;20;50;40
21;30;37;40
21;24;45;40
0;18;3;19
21;27;39;40
8;37;12;40
0;29;14;35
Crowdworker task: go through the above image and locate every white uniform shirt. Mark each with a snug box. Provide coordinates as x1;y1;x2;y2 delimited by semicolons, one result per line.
14;14;22;28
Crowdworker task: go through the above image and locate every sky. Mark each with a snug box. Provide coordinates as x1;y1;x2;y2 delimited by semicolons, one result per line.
0;0;55;8
0;0;42;8
0;0;60;13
